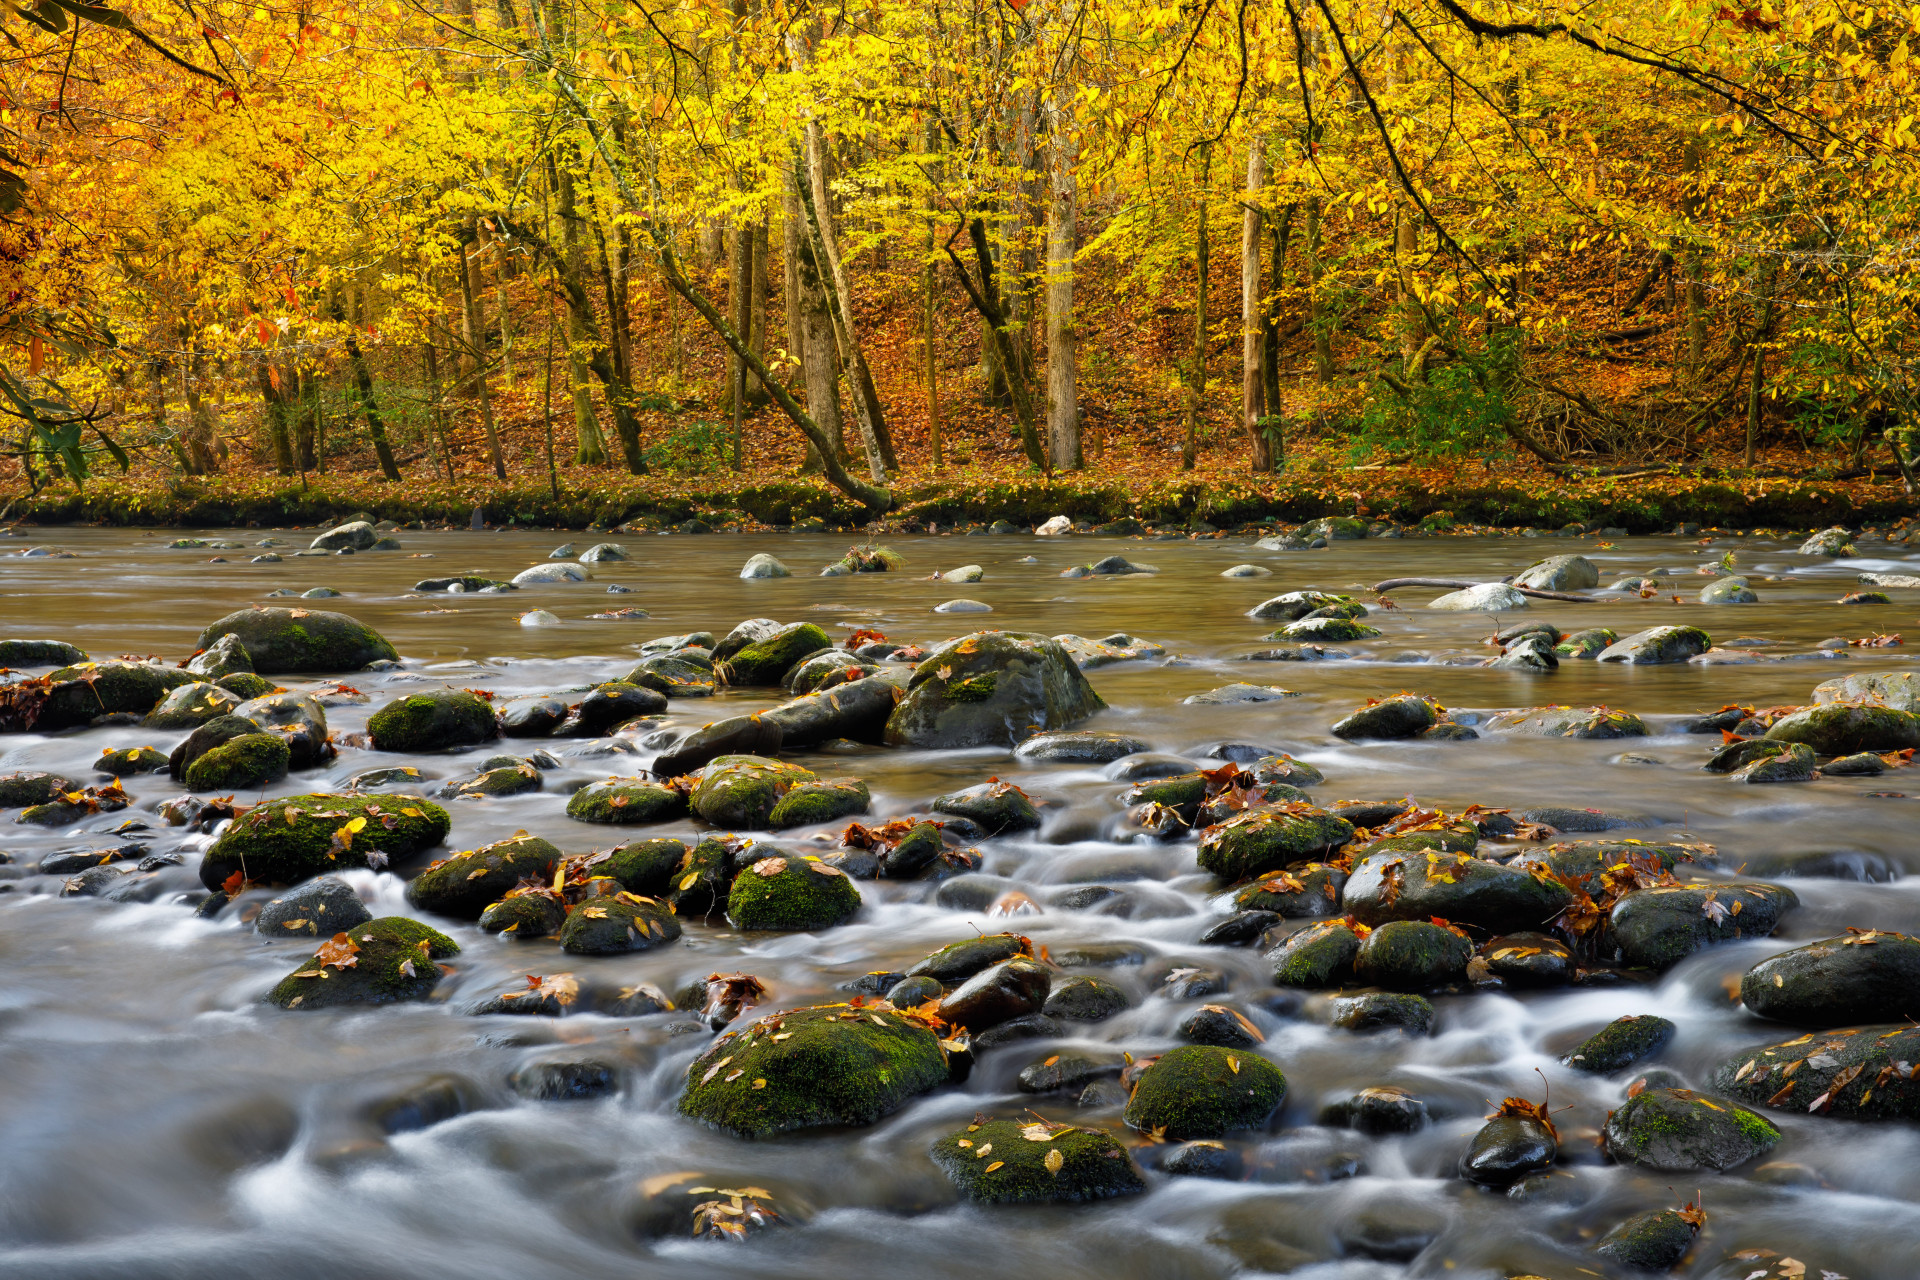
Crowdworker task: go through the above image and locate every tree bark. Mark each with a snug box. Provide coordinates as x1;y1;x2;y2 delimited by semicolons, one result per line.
333;295;403;480
554;163;609;466
802;116;896;473
796;147;888;481
787;176;845;473
1182;146;1211;471
1306;197;1333;381
455;255;507;480
258;362;295;473
1044;88;1080;471
950;217;1047;471
1241;136;1270;471
1745;257;1776;467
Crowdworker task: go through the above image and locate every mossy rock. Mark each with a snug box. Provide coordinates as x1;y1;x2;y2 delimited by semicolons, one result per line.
1595;1208;1699;1271
1124;771;1208;812
478;892;568;938
199;793;450;889
1041;975;1131;1021
691;754;816;829
0;770;82;808
720;622;833;686
1739;930;1920;1028
678;1002;951;1138
367;688;500;752
1330;695;1438;740
1352;825;1479;857
767;777;871;829
905;932;1031;982
1484;705;1650;738
885;631;1106;749
198;606;397;674
1231;863;1346;916
557;893;682;954
1507;840;1694;895
1343;850;1570;933
784;650;878;695
1596;625;1713;665
665;836;737;915
1123;1044;1287;1139
727;854;861;930
143;681;242;729
1277;616;1381;642
1563;1014;1676;1073
1268;919;1365;987
184;732;290;792
96;745;169;777
1353;920;1472;990
1197;809;1356;881
446;761;543;798
1764;702;1920;755
266;916;458;1009
230;691;330;768
931;1118;1146;1204
405;834;561;919
0;638;86;666
826;545;906;574
1610;882;1797;969
565;779;689;825
216;672;276;700
620;652;716;697
573;681;668;735
1713;1023;1920;1120
1603;1086;1779;1172
589;837;688;896
34;661;200;730
1554;627;1617;658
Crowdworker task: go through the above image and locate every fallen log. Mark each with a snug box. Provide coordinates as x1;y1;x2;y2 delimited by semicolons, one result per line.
1371;577;1598;603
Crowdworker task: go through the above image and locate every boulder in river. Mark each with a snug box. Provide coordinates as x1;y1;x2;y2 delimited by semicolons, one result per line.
1483;705;1649;738
1764;702;1920;755
652;714;785;776
1197;809;1355;881
1276;616;1379;642
762;677;899;749
1729;742;1816;783
1330;992;1433;1035
1698;575;1758;604
1268;919;1366;987
309;521;376;552
199;793;450;889
691;754;816;828
368;688;499;752
570;681;667;736
782;649;870;694
622;651;716;697
1610;881;1797;968
1428;583;1527;611
728;854;861;930
884;631;1105;749
565;779;689;824
938;957;1052;1031
21;661;201;731
186;634;253;678
1331;694;1438;740
578;542;629;563
1231;863;1346;916
557;894;681;954
1811;670;1920;712
1042;975;1130;1021
255;876;372;938
1594;1208;1701;1272
96;745;169;777
1459;1112;1556;1186
1740;930;1920;1028
233;691;331;769
405;833;561;918
0;638;87;667
1799;526;1856;557
267;916;458;1009
184;732;290;792
498;694;567;738
1343;850;1570;933
1562;1014;1676;1073
511;562;591;585
1554;627;1617;658
1015;730;1150;763
144;681;241;729
1597;625;1712;664
677;1002;951;1138
197;607;397;674
1246;590;1350;621
1353;920;1473;990
1603;1087;1779;1171
1713;1023;1920;1120
0;770;82;808
1513;554;1599;591
931;1117;1145;1203
718;622;832;686
931;779;1042;834
1123;1045;1286;1139
906;932;1031;982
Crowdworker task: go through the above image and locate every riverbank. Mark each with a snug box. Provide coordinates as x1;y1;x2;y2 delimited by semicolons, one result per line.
2;458;1913;532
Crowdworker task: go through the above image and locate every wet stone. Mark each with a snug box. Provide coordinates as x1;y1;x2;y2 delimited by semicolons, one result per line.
1017;1051;1125;1094
1329;993;1434;1035
1595;1208;1700;1271
1179;1004;1263;1048
1041;974;1131;1021
1563;1014;1677;1073
1320;1086;1428;1134
1603;1087;1780;1171
1460;1114;1557;1186
1123;1045;1287;1140
255;877;372;938
930;1117;1145;1204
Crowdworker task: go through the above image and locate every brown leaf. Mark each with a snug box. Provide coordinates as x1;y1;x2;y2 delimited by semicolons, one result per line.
315;931;360;970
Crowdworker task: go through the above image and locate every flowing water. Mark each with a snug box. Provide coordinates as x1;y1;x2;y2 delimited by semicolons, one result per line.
3;525;1920;1280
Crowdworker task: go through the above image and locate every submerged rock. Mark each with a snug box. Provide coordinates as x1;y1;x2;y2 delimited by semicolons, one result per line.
1594;1207;1700;1272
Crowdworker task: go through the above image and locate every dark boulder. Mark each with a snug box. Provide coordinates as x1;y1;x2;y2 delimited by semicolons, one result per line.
1603;1087;1779;1171
1740;930;1920;1027
197;607;397;674
884;631;1105;749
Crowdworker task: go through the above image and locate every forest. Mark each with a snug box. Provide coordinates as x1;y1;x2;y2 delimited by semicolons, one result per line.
1;0;1917;524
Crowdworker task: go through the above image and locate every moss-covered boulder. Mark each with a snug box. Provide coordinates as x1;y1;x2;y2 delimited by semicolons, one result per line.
665;836;737;916
565;779;689;824
572;681;668;735
1268;919;1366;987
677;1002;952;1138
1351;824;1479;857
1331;695;1438;740
1562;1014;1676;1073
478;890;568;938
1507;841;1694;895
31;661;200;730
1231;864;1347;917
1596;625;1712;664
1739;930;1920;1027
0;770;81;808
1123;1045;1287;1139
1515;554;1600;591
557;893;682;954
1812;669;1920;713
932;1117;1146;1204
0;638;86;667
367;688;499;752
885;631;1106;749
937;958;1052;1031
719;622;833;686
727;854;861;930
1595;1208;1700;1271
143;681;242;729
184;732;290;792
1278;616;1380;642
405;833;561;918
1610;882;1797;969
1197;809;1355;881
1353;920;1472;990
198;607;397;674
186;632;253;679
905;932;1031;982
198;793;450;889
1799;525;1856;556
1714;1023;1920;1120
691;754;817;828
653;713;788;775
266;916;458;1009
931;780;1042;834
620;651;716;697
1764;702;1920;755
1554;627;1618;658
1042;975;1131;1021
1247;590;1350;621
1484;705;1650;738
1603;1087;1779;1171
583;837;688;896
96;745;169;777
1343;851;1570;934
783;649;877;695
768;777;871;829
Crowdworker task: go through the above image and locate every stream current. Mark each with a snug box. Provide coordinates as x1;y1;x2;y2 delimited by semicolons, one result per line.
3;526;1919;1280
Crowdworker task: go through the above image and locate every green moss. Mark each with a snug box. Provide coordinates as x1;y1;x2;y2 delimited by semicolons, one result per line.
367;689;499;752
1231;864;1345;916
267;916;458;1009
557;893;682;954
198;792;450;889
478;891;567;938
216;672;276;700
593;838;688;895
678;1002;951;1138
144;681;242;729
727;854;861;930
1197;810;1356;881
1733;1107;1781;1144
184;733;290;792
906;932;1031;981
1269;920;1363;987
36;661;200;729
721;622;833;686
931;1118;1146;1203
691;754;815;828
0;771;81;808
1353;920;1473;990
1354;826;1477;856
96;746;169;777
198;606;397;674
944;673;998;703
1123;1045;1287;1139
405;834;560;918
767;777;871;828
565;779;689;824
1126;772;1208;809
666;836;736;915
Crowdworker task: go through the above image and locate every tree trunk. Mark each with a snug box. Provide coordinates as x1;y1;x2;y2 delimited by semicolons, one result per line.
749;218;771;406
1306;197;1333;382
1182;146;1211;471
293;367;318;470
555;164;608;465
456;254;508;480
333;296;403;481
1241;137;1270;471
1395;209;1426;380
796;146;888;481
951;217;1047;471
422;341;454;480
1682;137;1708;378
786;173;845;473
802;119;897;473
1045;94;1081;471
1263;206;1292;441
258;362;295;473
727;216;752;420
1745;257;1776;467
